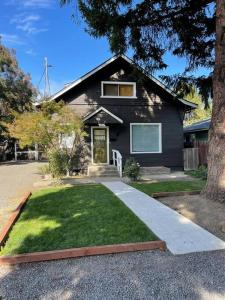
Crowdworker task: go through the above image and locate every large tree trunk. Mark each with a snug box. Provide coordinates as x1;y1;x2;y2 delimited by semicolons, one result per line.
202;0;225;202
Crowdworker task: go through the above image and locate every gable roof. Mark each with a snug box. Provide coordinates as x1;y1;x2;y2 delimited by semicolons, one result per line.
83;106;123;124
51;54;197;109
184;118;211;133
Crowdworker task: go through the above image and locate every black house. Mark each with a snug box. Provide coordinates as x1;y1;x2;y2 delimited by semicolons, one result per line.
51;55;196;175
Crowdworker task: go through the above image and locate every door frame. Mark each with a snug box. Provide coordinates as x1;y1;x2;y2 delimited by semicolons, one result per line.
91;126;109;165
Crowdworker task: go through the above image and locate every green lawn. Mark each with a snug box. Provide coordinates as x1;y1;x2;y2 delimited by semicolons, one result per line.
0;184;157;256
131;180;205;196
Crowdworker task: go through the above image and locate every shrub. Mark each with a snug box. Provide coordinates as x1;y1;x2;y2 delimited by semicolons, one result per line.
48;148;68;178
185;165;207;180
39;164;51;175
124;157;140;181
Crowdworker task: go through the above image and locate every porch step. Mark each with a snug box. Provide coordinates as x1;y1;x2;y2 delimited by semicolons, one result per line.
88;165;119;177
140;166;171;175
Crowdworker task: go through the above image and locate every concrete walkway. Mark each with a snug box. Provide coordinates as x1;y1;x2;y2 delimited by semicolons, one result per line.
103;181;225;255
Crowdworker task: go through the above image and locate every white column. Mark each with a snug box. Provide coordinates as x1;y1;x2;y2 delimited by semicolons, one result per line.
14;142;17;161
34;143;39;161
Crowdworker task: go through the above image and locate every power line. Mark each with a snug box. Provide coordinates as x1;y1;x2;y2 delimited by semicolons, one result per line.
37;69;45;90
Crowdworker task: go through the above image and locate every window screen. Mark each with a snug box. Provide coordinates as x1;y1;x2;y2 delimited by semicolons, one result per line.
131;124;161;153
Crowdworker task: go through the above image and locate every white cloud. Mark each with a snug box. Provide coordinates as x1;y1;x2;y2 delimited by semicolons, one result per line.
11;13;48;35
11;14;40;24
0;33;24;45
6;0;54;9
25;49;37;56
17;24;48;34
23;0;53;8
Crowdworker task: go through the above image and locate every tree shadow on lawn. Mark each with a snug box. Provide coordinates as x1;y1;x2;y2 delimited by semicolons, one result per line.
1;185;156;256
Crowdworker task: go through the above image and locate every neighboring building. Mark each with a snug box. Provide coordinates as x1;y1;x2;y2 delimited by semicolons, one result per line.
50;55;196;175
184;118;211;147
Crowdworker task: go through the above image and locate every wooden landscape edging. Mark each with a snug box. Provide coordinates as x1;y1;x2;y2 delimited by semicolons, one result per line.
0;240;166;265
0;191;31;247
152;190;201;198
0;190;166;265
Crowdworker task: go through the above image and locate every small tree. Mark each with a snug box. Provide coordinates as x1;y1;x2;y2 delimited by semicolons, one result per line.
8;101;87;177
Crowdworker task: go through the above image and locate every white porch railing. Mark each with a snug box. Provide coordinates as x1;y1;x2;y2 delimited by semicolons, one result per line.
112;149;123;177
14;142;39;161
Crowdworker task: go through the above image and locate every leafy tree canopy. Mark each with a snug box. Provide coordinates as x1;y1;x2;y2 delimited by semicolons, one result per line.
8;101;86;151
61;0;215;107
0;40;35;135
8;101;87;176
185;91;212;125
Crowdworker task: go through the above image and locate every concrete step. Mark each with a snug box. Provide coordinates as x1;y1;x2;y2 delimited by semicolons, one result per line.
88;165;119;177
88;165;118;171
89;171;119;176
89;173;119;177
140;166;171;175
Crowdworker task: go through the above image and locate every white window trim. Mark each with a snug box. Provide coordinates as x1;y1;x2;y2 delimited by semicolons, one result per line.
91;126;109;165
130;123;162;154
101;81;137;98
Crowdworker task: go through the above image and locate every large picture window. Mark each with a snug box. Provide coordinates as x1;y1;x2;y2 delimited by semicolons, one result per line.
130;123;162;154
101;81;136;98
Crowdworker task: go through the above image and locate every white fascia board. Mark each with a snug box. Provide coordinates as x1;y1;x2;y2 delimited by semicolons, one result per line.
120;55;197;109
83;106;123;124
51;56;120;101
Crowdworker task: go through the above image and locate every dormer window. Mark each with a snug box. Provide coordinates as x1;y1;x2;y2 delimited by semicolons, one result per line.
101;81;136;98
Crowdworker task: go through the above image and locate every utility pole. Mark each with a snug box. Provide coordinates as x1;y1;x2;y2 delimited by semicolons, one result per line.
44;57;52;98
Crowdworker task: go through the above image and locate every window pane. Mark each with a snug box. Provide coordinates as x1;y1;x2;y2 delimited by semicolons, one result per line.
94;129;106;141
119;84;134;96
103;84;118;96
132;125;160;152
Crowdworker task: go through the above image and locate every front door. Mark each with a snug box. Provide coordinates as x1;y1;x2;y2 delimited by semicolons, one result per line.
92;127;108;164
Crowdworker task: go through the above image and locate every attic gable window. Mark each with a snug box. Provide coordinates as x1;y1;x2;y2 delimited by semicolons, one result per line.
101;81;136;98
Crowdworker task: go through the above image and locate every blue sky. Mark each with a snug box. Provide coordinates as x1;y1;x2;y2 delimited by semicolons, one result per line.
1;0;210;96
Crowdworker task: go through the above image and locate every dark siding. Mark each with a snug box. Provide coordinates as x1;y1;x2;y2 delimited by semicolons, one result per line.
56;58;184;169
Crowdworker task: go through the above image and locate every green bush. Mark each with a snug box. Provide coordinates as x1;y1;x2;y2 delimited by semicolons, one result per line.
39;164;51;175
124;157;140;181
48;148;68;178
185;165;207;180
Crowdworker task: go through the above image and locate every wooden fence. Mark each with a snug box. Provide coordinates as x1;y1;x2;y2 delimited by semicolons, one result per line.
183;148;199;170
183;141;208;170
195;141;208;166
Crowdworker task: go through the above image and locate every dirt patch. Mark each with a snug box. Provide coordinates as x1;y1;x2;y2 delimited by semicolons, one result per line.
159;195;225;241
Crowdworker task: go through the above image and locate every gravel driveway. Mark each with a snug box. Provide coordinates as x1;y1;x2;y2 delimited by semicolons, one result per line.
0;161;46;230
1;250;225;300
